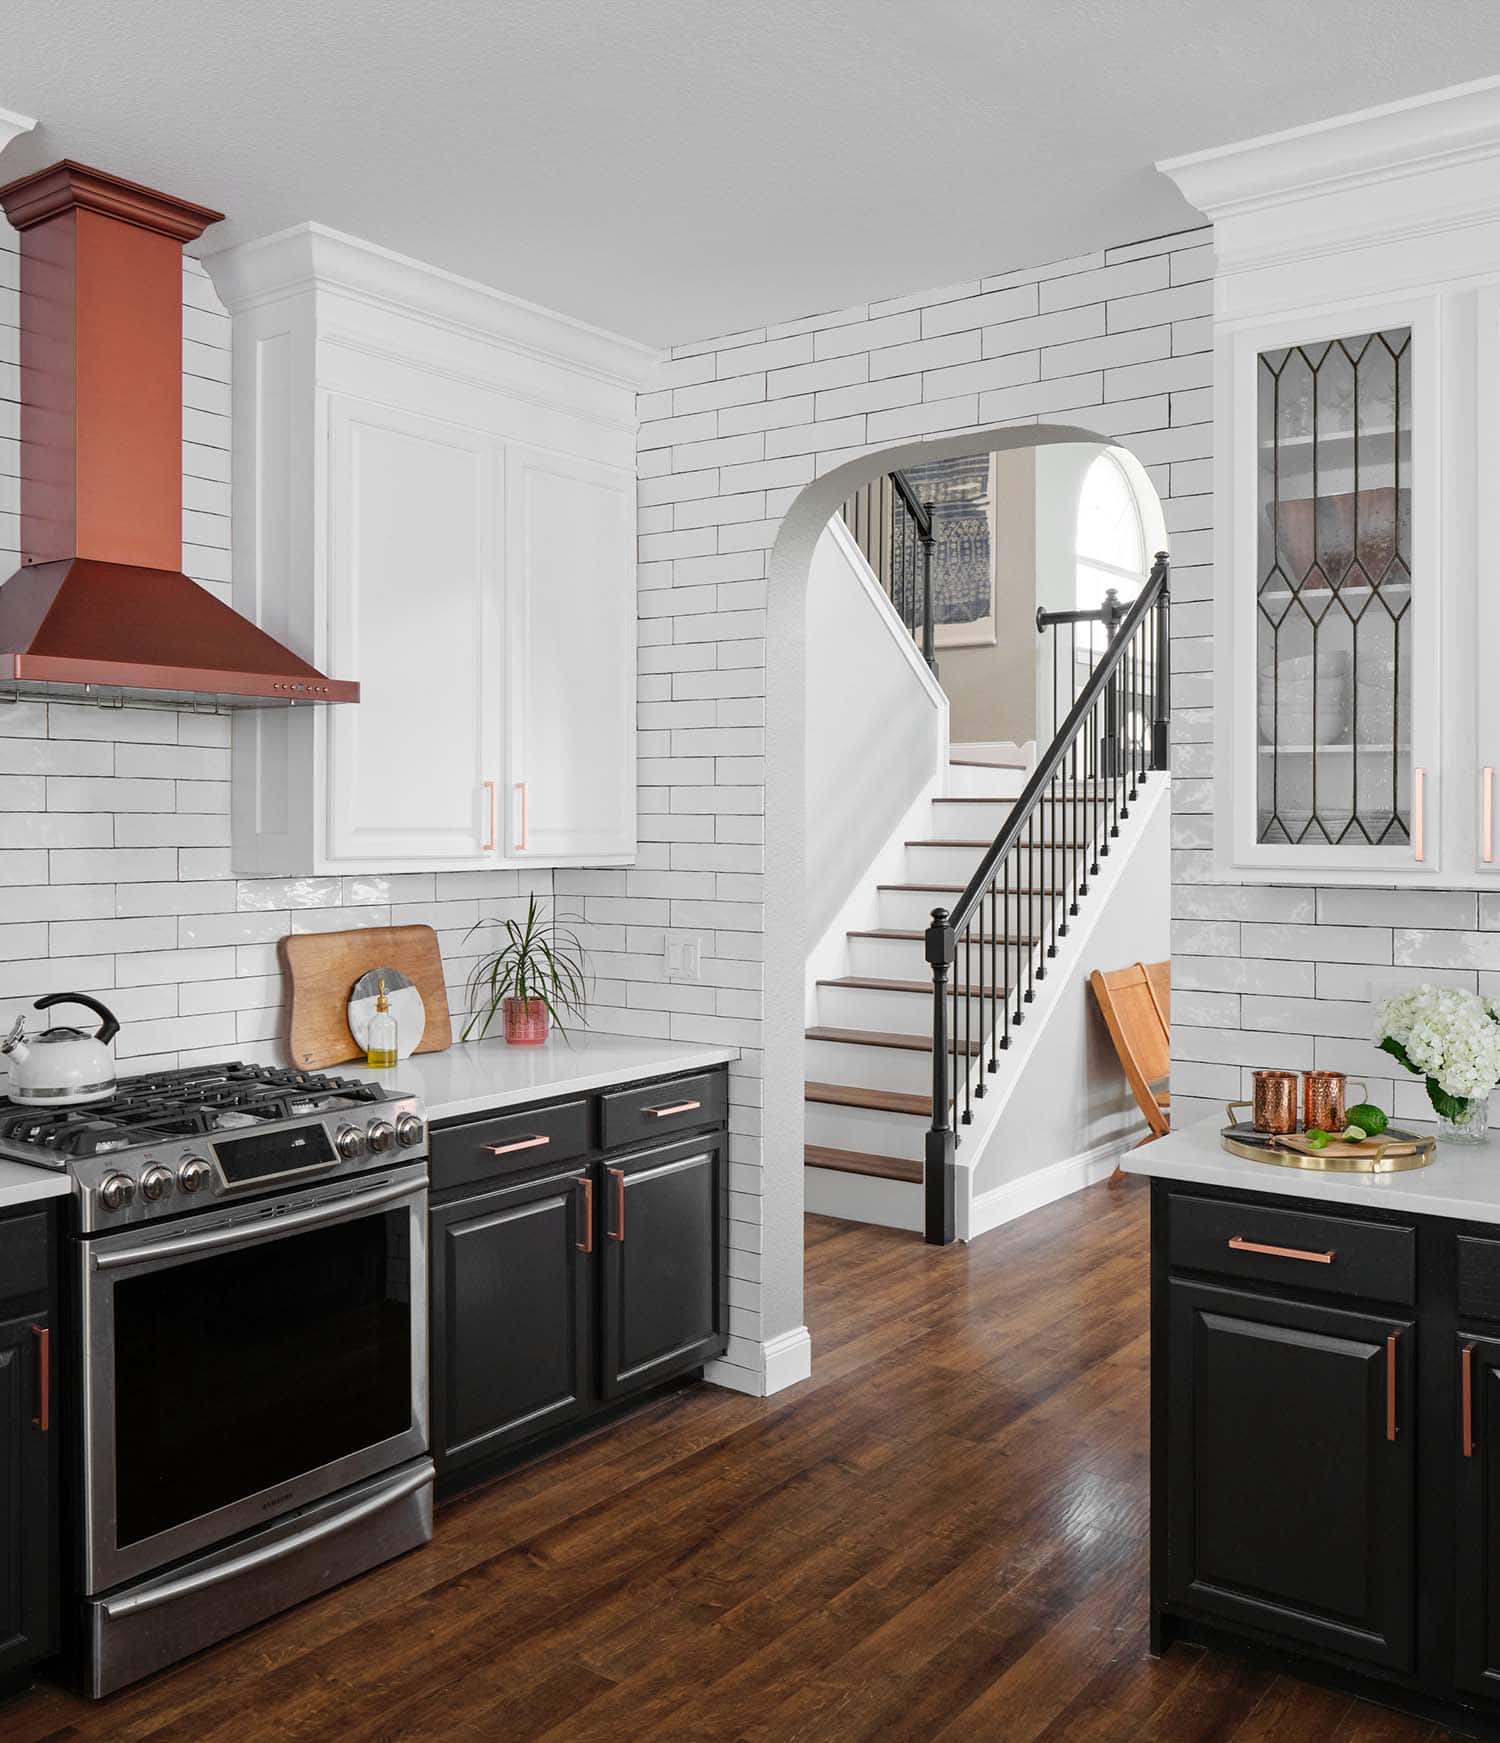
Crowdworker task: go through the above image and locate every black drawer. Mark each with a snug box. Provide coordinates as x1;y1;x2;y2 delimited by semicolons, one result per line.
1167;1191;1414;1306
430;1098;591;1194
1457;1235;1500;1323
599;1071;726;1150
0;1210;50;1306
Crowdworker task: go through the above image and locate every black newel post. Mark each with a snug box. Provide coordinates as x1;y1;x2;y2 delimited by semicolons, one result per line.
924;906;957;1246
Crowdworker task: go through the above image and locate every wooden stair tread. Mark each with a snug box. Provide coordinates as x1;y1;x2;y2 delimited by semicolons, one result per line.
949;755;1026;769
817;975;997;998
806;1025;982;1055
805;1081;931;1116
906;838;1093;849
879;882;1062;895
805;1144;923;1183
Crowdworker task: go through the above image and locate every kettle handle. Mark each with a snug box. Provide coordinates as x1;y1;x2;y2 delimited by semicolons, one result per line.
33;993;120;1047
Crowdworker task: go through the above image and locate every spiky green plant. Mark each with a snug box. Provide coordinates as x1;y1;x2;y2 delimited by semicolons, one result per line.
461;896;590;1042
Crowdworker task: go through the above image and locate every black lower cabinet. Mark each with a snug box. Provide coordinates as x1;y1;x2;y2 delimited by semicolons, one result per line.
1166;1279;1414;1672
431;1165;594;1475
429;1070;729;1491
0;1209;58;1687
600;1135;724;1401
1456;1332;1500;1698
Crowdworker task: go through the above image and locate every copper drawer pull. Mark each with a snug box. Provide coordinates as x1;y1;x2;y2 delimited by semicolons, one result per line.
1464;1343;1476;1458
608;1166;625;1242
31;1325;48;1433
1226;1235;1335;1265
576;1176;593;1255
485;1134;550;1156
1387;1332;1399;1442
646;1100;702;1119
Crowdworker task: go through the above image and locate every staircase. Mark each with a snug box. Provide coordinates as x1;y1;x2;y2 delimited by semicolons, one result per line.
804;533;1172;1244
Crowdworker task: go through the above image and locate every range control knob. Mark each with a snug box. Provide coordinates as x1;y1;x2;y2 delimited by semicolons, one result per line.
367;1119;397;1154
140;1164;174;1202
98;1173;136;1212
335;1123;368;1161
394;1112;425;1149
177;1155;211;1194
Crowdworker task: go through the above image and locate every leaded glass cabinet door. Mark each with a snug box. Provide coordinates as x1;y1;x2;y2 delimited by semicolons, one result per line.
1225;300;1440;878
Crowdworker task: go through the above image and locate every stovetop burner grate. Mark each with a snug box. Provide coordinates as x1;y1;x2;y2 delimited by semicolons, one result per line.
0;1061;385;1157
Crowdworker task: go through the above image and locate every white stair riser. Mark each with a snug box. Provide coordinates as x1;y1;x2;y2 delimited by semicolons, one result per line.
805;1037;932;1095
904;841;1094;882
848;933;1031;982
804;1167;923;1232
817;980;994;1034
804;1099;927;1160
878;879;1066;931
944;763;1026;798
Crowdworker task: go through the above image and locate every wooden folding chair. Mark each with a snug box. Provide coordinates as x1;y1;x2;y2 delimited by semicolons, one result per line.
1089;960;1171;1184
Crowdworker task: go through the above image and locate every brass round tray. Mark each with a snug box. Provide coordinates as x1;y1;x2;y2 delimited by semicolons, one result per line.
1220;1116;1436;1174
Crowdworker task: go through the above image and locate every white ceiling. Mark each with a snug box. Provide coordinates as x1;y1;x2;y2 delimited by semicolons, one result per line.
3;0;1499;347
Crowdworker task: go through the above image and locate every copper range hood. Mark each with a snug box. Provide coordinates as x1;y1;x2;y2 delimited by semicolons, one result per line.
0;161;357;707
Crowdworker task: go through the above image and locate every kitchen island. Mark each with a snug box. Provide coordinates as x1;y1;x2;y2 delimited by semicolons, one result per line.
1128;1113;1500;1737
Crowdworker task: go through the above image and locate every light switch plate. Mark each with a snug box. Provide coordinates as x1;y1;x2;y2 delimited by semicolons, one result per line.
665;931;702;982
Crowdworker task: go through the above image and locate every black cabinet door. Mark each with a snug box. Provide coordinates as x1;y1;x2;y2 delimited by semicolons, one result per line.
600;1134;725;1401
1455;1333;1500;1695
1166;1279;1414;1674
0;1311;54;1679
430;1166;594;1475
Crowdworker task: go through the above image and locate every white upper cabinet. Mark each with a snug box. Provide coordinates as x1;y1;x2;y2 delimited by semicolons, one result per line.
1161;77;1500;886
205;224;654;876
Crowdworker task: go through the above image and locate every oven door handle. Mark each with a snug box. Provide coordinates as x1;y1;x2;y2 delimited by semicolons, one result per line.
98;1461;433;1619
90;1174;426;1272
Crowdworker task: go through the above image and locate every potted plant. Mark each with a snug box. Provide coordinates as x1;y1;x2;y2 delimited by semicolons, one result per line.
461;896;589;1046
1374;984;1500;1144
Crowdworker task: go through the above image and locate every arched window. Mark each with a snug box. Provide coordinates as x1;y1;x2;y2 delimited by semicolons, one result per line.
1075;451;1149;631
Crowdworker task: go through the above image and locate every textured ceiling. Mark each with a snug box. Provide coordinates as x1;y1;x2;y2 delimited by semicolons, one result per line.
3;0;1499;346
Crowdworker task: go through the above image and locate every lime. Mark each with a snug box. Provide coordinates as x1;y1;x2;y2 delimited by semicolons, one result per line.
1304;1128;1333;1149
1347;1103;1389;1137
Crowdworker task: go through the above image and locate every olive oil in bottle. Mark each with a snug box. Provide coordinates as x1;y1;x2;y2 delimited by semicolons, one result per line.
367;976;398;1070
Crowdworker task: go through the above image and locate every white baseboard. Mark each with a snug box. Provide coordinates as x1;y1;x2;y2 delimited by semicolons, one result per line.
705;1325;813;1397
965;1134;1131;1241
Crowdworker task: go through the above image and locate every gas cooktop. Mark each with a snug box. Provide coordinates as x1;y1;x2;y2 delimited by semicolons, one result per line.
0;1061;427;1232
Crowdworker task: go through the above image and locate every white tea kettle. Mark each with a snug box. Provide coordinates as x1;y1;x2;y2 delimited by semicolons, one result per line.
2;994;120;1106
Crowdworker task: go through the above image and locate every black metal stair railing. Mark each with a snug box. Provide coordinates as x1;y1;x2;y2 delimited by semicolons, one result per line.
840;470;938;672
921;552;1172;1245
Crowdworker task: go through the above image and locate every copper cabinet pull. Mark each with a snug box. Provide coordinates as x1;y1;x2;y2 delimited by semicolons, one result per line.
1414;767;1426;863
31;1325;48;1433
608;1166;625;1242
576;1175;593;1255
515;781;529;852
1485;768;1495;865
1464;1343;1476;1458
1226;1235;1335;1265
485;1134;549;1156
1387;1332;1399;1442
482;780;497;852
646;1100;702;1119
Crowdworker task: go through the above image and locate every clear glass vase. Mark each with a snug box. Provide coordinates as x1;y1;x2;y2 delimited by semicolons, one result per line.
1434;1095;1491;1145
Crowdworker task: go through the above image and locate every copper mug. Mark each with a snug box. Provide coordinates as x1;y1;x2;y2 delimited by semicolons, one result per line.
1302;1070;1366;1134
1251;1069;1300;1135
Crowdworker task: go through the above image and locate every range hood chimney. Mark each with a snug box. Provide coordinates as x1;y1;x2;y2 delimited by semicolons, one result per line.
0;161;357;706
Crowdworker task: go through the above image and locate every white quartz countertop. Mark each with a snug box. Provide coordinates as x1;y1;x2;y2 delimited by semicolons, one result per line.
0;1157;71;1211
345;1030;738;1123
1126;1112;1500;1224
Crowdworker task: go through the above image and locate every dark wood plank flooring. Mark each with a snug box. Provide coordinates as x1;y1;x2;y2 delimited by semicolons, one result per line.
0;1184;1468;1741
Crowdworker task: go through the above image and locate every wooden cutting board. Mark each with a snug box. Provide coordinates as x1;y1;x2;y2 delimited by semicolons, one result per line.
281;924;453;1070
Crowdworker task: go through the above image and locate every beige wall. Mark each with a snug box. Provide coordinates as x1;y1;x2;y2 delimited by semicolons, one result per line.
940;446;1038;745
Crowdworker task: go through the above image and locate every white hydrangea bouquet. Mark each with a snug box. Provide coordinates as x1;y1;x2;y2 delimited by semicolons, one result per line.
1374;983;1500;1143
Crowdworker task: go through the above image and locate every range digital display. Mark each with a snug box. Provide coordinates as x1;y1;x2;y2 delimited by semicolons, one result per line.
214;1124;338;1186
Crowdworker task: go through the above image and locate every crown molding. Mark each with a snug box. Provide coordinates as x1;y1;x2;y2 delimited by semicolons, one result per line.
205;221;659;392
1159;74;1500;226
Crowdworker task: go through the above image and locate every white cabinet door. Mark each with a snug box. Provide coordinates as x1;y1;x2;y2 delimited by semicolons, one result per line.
325;395;502;866
504;446;636;863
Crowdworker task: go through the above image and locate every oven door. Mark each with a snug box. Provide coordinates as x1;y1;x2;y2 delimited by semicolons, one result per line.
80;1162;428;1595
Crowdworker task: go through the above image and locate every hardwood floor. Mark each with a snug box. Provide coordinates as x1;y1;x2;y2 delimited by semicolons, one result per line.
0;1184;1470;1742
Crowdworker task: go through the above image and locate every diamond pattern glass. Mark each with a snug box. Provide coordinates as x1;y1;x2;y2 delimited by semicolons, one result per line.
1256;328;1412;845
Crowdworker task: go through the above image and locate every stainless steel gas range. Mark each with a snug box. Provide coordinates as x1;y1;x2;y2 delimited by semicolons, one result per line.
0;1062;435;1697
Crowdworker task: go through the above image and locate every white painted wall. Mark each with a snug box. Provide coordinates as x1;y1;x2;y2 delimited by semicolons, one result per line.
804;519;945;949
